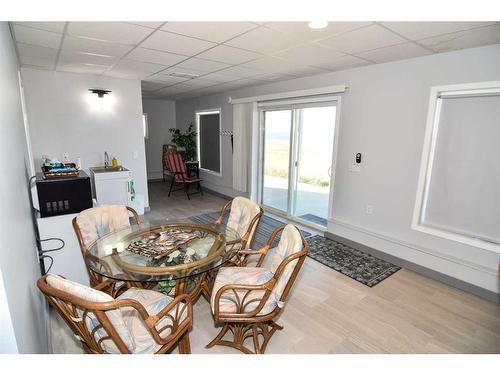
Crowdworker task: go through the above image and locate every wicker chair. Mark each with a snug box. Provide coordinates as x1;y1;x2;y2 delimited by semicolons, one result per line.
38;274;192;354
72;205;141;294
214;197;264;255
206;224;308;354
199;197;264;300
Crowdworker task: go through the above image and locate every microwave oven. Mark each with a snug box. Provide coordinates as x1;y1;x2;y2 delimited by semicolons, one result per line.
35;171;93;218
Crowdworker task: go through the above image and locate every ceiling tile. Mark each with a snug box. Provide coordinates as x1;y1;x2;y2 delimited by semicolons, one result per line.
355;42;432;63
266;22;372;42
58;50;117;67
179;77;222;89
381;22;495;41
161;22;258;43
317;24;407;54
155;84;195;96
252;72;297;82
140;30;216;56
113;59;166;73
225;26;299;54
208;65;262;80
14;22;66;33
62;35;133;57
174;57;231;73
141;80;169;91
240;56;326;76
106;59;167;79
67;22;153;44
17;43;57;68
13;24;62;49
196;44;262;65
158;66;206;78
147;73;191;85
126;22;164;29
418;24;500;53
314;55;372;71
273;43;344;66
127;47;187;66
57;63;108;75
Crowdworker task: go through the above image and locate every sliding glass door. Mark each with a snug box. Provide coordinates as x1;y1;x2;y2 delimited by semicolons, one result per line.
260;100;338;228
261;109;292;212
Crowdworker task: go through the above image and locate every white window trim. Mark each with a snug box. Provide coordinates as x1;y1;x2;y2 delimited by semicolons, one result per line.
195;108;222;177
412;80;500;253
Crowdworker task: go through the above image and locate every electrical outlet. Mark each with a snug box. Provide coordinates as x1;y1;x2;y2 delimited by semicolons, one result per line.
62;152;69;162
365;205;374;215
133;151;138;159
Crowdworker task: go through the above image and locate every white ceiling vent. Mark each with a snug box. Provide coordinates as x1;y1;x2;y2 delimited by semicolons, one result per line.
168;72;200;79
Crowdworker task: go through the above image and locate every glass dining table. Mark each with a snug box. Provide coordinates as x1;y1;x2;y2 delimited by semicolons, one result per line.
84;220;241;299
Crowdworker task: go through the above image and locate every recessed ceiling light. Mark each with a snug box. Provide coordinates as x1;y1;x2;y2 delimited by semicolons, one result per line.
308;21;328;29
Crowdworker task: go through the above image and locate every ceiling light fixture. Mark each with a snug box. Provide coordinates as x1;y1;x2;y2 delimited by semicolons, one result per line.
89;88;111;98
308;21;328;29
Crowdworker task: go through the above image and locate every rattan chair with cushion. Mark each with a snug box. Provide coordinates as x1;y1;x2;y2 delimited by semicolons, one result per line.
206;224;308;354
72;205;141;294
38;274;192;354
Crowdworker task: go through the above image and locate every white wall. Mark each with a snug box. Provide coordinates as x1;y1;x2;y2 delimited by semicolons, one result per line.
176;96;243;197
0;22;48;353
22;69;150;208
176;44;500;296
142;98;176;180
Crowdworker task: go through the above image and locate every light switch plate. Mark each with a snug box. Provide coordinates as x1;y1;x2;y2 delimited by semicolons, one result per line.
349;163;361;172
62;152;69;162
133;151;139;159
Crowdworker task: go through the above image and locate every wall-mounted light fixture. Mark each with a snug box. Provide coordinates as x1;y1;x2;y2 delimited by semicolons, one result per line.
86;88;114;112
89;88;111;98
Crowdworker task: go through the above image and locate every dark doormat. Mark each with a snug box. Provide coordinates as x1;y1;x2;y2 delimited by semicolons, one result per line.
306;235;401;287
188;211;312;248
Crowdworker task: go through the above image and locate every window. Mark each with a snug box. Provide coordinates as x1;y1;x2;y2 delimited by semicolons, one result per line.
196;109;221;175
142;113;149;139
413;81;500;252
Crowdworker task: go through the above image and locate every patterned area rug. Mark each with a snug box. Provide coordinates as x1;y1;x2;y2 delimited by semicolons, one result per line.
306;235;401;287
188;211;312;248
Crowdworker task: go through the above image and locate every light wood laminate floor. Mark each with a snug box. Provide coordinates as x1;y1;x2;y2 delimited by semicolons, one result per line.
49;181;500;354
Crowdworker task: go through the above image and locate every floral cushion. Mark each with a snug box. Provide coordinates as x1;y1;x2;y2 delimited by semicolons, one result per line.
211;267;276;316
261;224;303;301
118;288;189;354
76;205;131;249
226;197;261;245
46;274;135;354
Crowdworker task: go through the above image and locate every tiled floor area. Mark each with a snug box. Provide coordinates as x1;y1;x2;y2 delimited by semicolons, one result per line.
49;181;500;354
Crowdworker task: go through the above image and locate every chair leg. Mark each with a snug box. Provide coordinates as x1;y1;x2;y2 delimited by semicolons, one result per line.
185;182;190;200
198;182;204;196
178;331;191;354
206;321;282;354
168;178;175;197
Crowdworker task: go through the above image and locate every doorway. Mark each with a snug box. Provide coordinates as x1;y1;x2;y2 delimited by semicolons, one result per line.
259;98;340;228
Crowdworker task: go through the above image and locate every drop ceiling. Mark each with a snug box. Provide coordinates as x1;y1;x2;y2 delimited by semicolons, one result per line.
10;21;500;100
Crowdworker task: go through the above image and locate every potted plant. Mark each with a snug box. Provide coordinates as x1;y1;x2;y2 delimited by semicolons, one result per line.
168;122;197;161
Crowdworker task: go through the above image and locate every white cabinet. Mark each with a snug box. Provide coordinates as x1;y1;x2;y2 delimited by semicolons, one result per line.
90;167;132;206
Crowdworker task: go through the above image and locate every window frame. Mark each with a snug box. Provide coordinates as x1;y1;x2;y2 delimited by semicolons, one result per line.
195;108;222;176
412;80;500;253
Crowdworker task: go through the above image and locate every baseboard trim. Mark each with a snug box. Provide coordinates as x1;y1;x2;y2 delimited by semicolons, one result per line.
324;231;500;304
202;187;234;201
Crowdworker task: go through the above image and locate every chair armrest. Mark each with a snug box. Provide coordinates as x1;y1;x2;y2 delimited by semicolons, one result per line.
117;293;193;346
213;279;276;319
214;200;232;225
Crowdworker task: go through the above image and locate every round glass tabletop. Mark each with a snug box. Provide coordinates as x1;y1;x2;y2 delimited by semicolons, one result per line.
85;220;241;283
